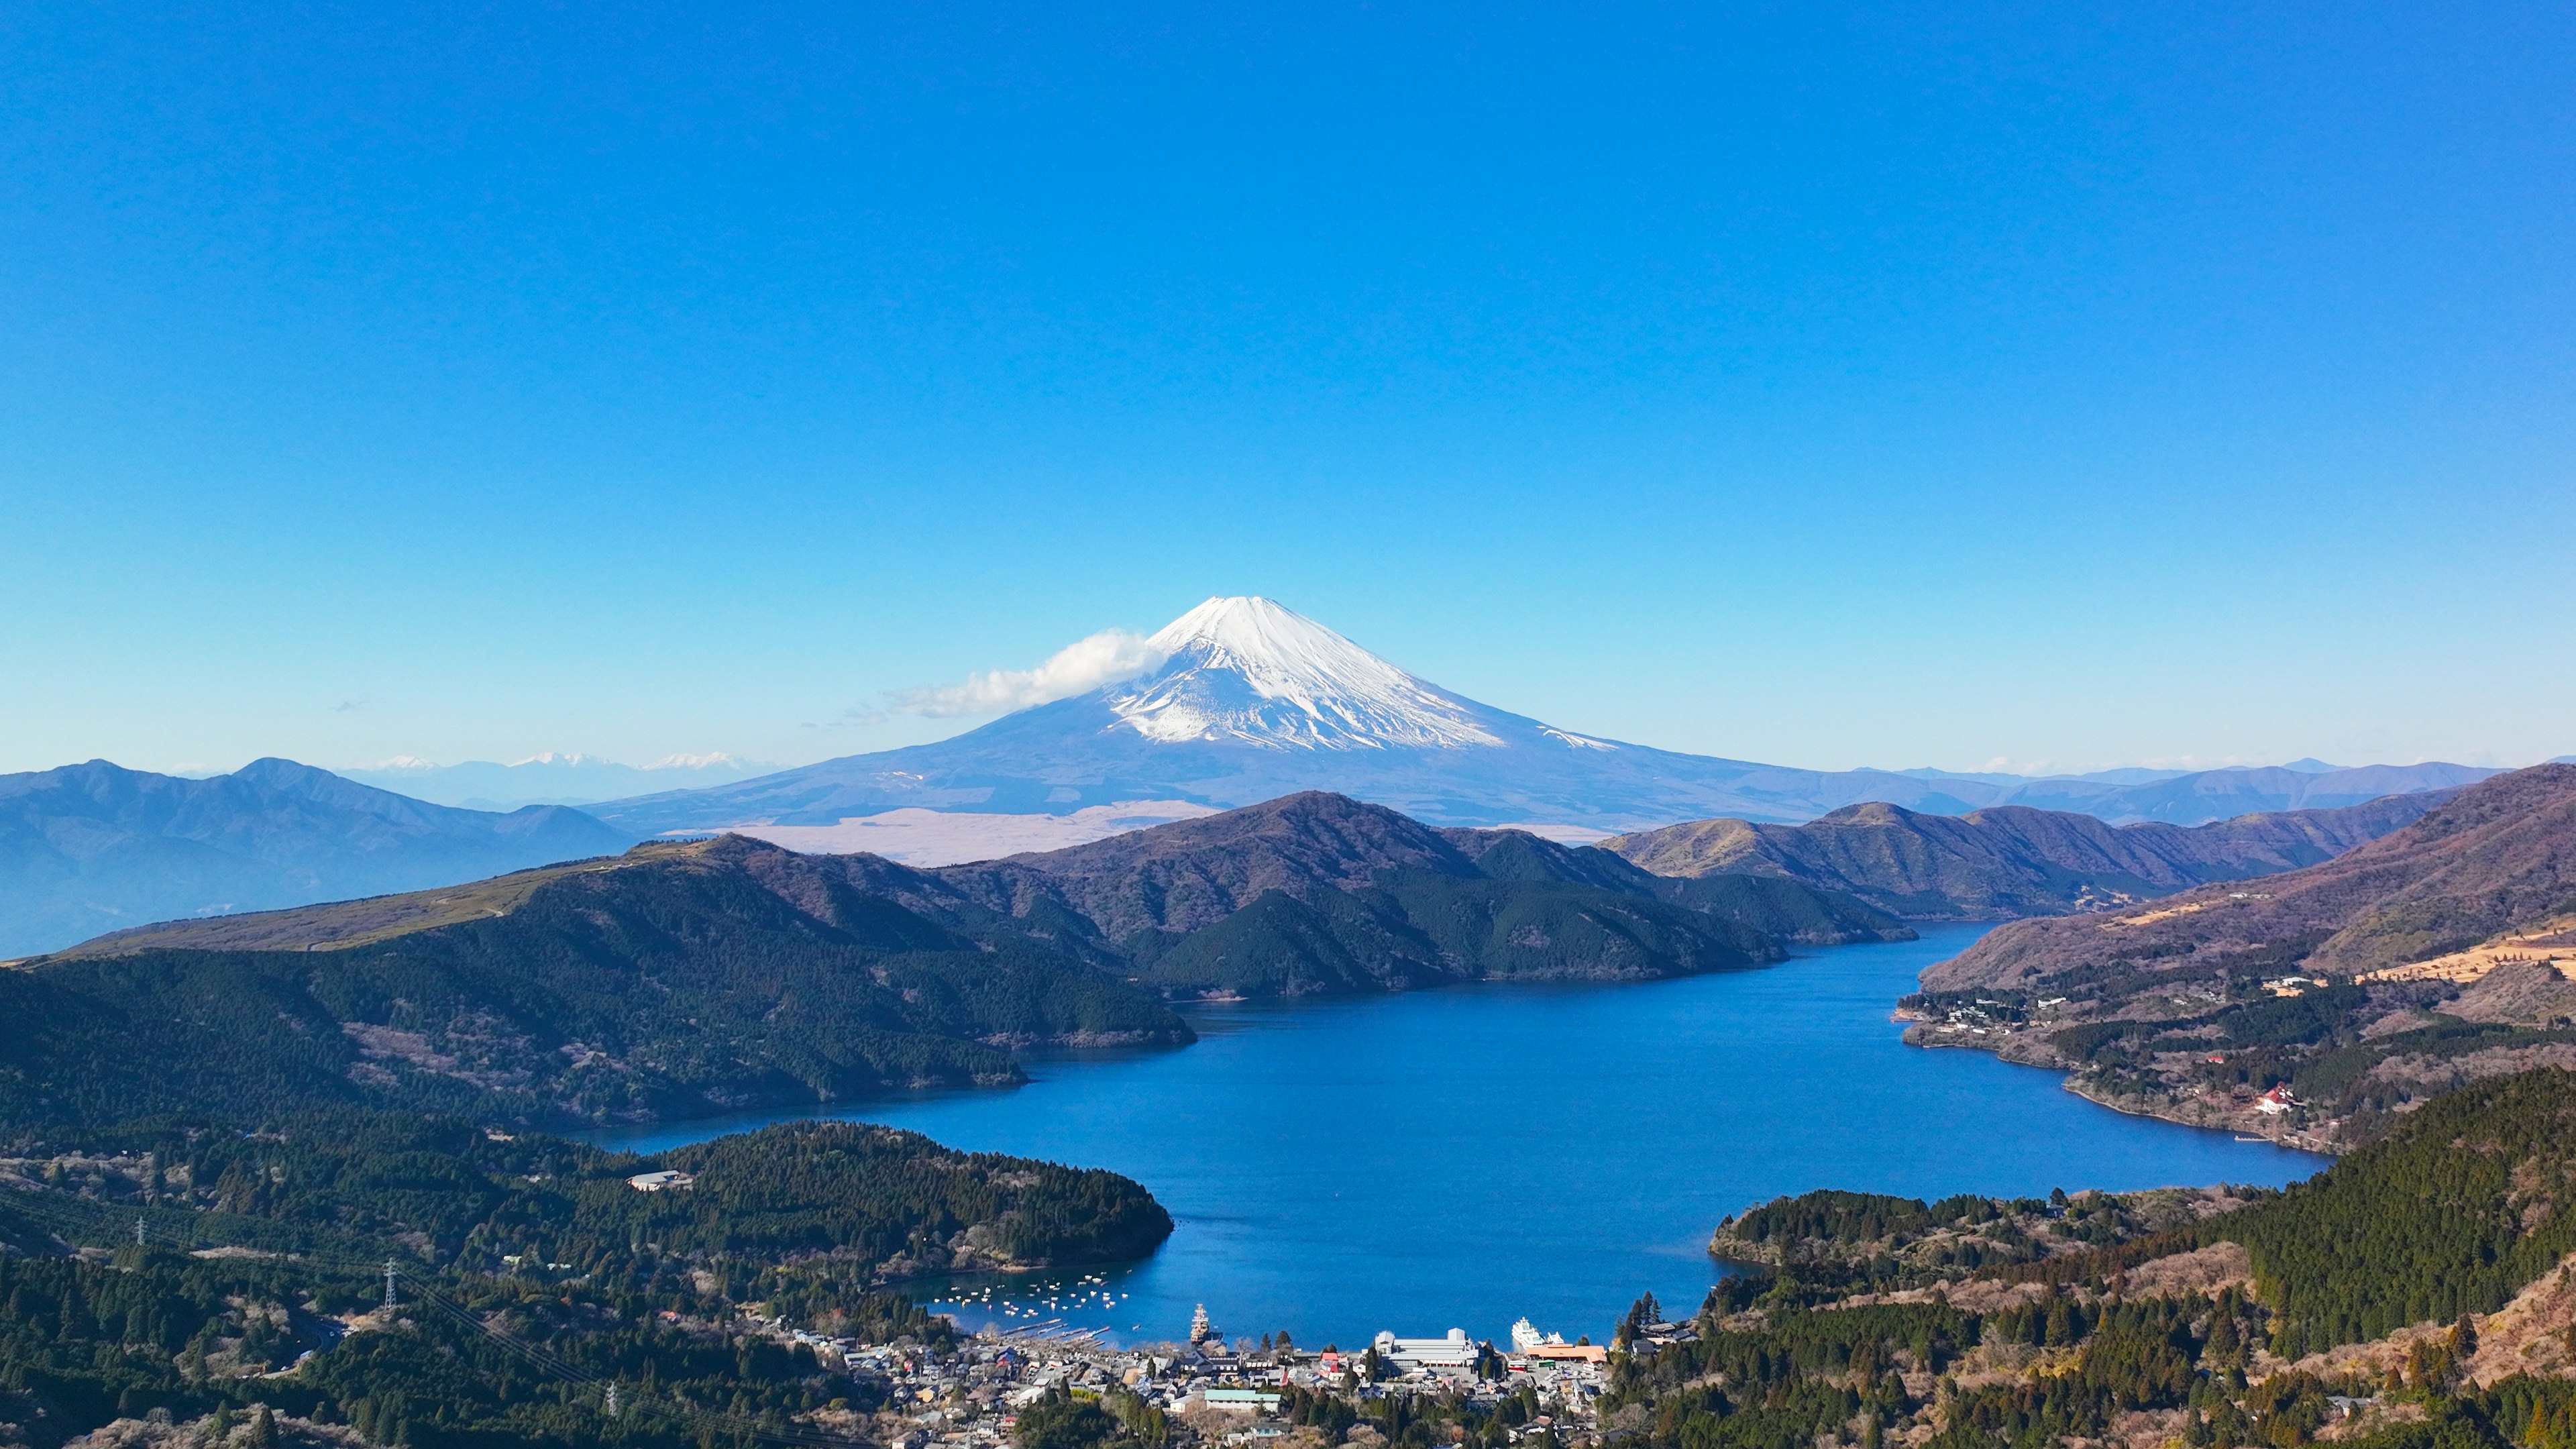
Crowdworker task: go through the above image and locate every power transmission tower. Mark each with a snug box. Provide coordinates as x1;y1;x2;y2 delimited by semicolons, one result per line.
136;1218;146;1247
384;1260;398;1311
604;1385;620;1417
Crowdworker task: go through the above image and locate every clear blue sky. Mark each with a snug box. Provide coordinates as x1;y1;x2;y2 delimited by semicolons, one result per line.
4;1;2570;779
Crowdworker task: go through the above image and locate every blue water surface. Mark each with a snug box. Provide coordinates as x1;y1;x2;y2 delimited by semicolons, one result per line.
580;926;2322;1350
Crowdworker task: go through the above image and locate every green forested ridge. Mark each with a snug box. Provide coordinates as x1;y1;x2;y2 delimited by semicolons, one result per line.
1093;798;1918;1000
1648;873;1915;946
1624;1069;2576;1449
1;839;1190;1133
1124;867;1783;998
1726;1189;1949;1246
0;1238;914;1449
0;1107;1169;1449
649;1124;1174;1269
1446;830;1911;945
12;796;1921;1140
0;1113;1169;1288
1711;1183;2253;1291
2202;1069;2576;1355
1599;792;2447;923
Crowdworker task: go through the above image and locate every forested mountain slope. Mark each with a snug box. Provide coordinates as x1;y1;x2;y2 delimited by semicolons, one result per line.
1607;1067;2576;1449
17;795;1904;1134
1601;791;2451;920
911;792;1902;995
0;1111;1173;1449
7;837;1188;1132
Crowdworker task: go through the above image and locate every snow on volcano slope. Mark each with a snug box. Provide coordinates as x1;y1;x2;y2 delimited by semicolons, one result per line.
586;597;2487;839
589;596;1974;834
1108;596;1502;750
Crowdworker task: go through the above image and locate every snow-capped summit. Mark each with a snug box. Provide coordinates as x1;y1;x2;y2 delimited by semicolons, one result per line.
1108;596;1502;751
584;595;2498;841
593;594;1915;833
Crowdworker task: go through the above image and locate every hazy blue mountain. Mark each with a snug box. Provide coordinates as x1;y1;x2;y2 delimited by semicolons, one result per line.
590;597;2493;837
340;751;777;808
0;757;635;957
1888;765;2196;786
1977;761;2497;823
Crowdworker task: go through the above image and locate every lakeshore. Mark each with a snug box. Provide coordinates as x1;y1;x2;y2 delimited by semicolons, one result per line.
582;924;2327;1348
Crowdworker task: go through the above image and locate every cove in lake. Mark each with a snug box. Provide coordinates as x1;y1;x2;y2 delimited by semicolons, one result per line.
581;926;2324;1351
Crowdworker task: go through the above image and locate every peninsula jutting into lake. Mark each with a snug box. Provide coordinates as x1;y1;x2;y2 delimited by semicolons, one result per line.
9;9;2567;1445
7;710;2572;1449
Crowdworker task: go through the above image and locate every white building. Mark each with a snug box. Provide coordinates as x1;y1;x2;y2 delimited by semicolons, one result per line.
626;1170;696;1191
1374;1328;1479;1370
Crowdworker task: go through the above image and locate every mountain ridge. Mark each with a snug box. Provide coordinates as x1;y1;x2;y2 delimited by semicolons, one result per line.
0;757;637;957
40;793;1902;1022
1894;765;2576;1147
1600;790;2457;920
1929;763;2576;991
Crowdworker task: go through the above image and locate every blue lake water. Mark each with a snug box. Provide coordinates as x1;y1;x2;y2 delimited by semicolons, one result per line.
580;926;2324;1352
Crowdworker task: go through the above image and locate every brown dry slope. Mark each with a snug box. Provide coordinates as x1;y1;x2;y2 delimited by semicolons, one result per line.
1929;763;2576;991
1900;765;2576;1146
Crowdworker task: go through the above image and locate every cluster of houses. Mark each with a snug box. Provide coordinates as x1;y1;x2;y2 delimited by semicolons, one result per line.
735;1301;1609;1449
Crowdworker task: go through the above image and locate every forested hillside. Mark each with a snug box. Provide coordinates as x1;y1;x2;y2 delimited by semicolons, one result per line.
6;837;1189;1132
43;795;1904;1042
0;1110;1170;1449
919;791;1902;953
1607;1067;2576;1449
2208;1070;2576;1356
1600;792;2448;920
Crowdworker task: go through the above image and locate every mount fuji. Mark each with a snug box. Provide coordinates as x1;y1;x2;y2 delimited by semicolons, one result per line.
594;597;2037;839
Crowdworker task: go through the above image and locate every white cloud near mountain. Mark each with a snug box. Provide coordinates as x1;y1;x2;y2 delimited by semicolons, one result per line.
894;629;1168;718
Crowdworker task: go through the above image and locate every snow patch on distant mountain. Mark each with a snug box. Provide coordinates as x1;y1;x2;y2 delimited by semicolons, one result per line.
341;753;778;809
1106;596;1503;751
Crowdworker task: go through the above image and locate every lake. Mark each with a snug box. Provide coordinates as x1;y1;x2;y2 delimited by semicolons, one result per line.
580;925;2324;1351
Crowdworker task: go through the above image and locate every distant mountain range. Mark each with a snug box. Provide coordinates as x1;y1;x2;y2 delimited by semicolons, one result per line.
339;751;777;809
21;792;1903;1128
587;596;2501;840
0;598;2518;956
1601;790;2457;920
0;758;635;957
